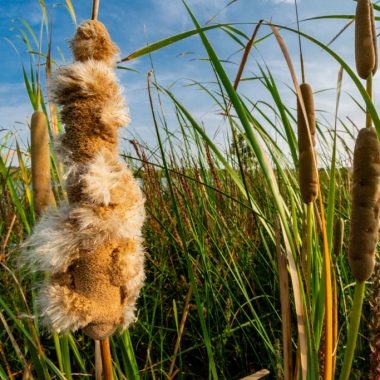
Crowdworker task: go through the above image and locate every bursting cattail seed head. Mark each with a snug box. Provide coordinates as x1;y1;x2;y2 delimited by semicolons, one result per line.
355;0;378;79
348;127;380;282
31;111;51;217
22;20;145;340
297;83;318;204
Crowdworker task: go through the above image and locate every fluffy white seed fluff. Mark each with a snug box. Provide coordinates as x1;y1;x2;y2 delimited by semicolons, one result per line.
38;283;93;334
101;97;130;128
21;205;80;274
66;151;145;240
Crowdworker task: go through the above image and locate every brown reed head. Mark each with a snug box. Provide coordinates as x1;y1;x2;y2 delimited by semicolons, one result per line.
297;83;318;204
355;0;378;79
348;127;380;281
31;111;51;217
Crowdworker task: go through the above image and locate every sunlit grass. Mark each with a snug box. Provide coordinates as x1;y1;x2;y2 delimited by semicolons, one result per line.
0;1;378;379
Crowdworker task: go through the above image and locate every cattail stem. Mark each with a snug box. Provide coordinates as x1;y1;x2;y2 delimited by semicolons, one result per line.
366;73;373;128
100;339;113;380
91;0;100;20
294;0;305;83
317;195;333;380
95;340;102;380
339;281;366;380
332;266;338;377
306;202;313;286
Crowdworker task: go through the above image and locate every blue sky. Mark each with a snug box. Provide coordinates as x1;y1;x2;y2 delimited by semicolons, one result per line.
0;0;371;163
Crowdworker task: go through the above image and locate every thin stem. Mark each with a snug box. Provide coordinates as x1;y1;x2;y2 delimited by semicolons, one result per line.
95;340;102;380
91;0;100;20
366;73;373;128
61;336;73;380
306;202;313;288
295;0;305;83
318;194;333;380
339;281;366;380
100;339;114;380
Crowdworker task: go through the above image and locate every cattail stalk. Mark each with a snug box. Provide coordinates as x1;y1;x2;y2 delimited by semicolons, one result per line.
340;127;380;378
31;111;51;217
306;202;313;285
100;339;113;380
339;282;366;380
22;10;145;380
341;2;379;374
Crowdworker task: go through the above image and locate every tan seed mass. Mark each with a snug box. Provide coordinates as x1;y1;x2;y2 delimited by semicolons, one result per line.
22;20;145;339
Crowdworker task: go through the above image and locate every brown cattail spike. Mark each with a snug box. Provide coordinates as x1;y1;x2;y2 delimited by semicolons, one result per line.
355;0;378;79
31;111;51;217
297;83;318;204
348;127;380;282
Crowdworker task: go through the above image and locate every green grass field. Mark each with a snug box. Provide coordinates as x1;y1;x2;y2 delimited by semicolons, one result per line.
0;1;379;379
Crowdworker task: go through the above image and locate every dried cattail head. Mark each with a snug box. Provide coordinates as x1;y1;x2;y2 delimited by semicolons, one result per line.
355;0;378;79
49;239;138;340
348;127;380;281
297;83;318;204
31;111;51;217
70;20;119;65
22;19;145;342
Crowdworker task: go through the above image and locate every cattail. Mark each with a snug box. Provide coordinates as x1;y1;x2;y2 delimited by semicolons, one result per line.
348;127;380;282
31;111;51;217
22;20;145;340
355;0;378;79
297;83;318;204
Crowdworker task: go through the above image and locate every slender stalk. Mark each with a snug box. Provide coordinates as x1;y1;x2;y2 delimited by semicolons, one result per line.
91;0;100;20
168;286;193;378
318;196;333;380
275;221;292;380
339;281;366;380
306;202;313;288
61;336;72;380
332;266;338;377
294;0;305;83
53;334;63;373
366;73;373;128
100;339;114;380
95;340;102;380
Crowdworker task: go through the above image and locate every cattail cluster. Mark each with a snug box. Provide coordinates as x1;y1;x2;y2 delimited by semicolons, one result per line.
348;127;380;282
355;0;377;79
297;83;318;204
22;20;145;340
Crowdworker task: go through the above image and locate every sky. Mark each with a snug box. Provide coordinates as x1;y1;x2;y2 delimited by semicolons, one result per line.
0;0;373;165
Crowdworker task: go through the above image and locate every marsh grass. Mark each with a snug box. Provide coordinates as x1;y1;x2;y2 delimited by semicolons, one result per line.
0;1;378;379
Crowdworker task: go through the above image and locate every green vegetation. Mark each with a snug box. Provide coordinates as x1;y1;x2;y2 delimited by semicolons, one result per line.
0;1;379;379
